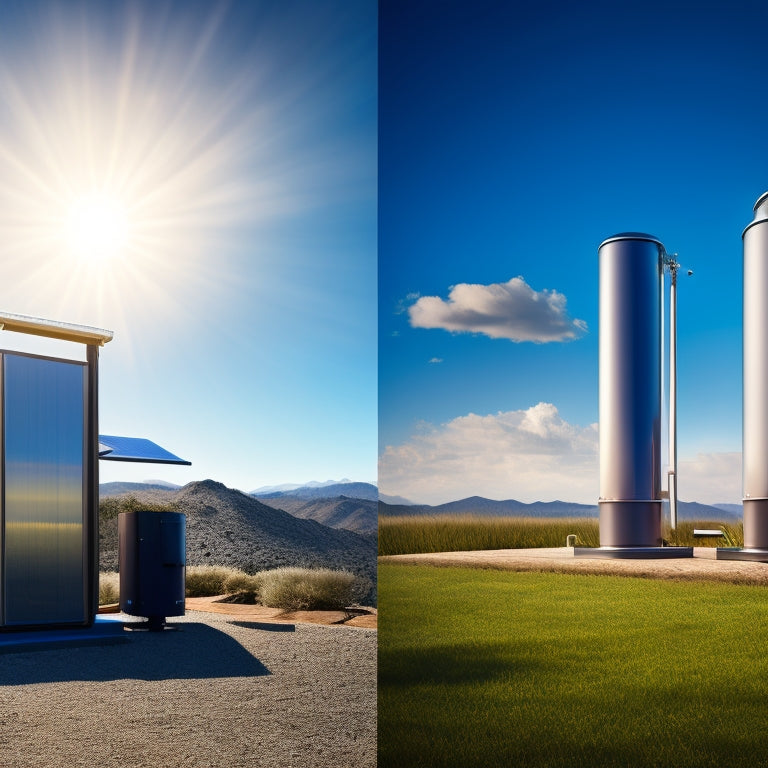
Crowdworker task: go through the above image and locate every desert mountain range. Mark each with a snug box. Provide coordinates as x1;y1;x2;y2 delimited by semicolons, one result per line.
99;479;377;604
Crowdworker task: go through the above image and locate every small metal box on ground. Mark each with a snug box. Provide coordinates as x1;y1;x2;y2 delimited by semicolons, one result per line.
118;510;186;630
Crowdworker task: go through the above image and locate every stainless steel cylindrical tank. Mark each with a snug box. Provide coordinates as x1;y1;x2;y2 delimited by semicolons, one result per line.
599;233;663;546
742;192;768;549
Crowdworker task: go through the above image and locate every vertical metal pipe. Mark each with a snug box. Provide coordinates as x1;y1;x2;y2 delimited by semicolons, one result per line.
86;344;99;624
668;265;678;531
742;192;768;549
598;233;663;547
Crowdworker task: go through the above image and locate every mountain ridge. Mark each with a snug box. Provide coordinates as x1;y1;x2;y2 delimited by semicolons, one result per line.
100;479;376;604
379;496;740;521
252;481;378;501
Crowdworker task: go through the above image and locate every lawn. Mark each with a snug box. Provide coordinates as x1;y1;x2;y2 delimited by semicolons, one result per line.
379;564;768;768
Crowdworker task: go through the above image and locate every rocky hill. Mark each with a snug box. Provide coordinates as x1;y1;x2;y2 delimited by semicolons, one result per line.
100;480;377;604
259;495;377;534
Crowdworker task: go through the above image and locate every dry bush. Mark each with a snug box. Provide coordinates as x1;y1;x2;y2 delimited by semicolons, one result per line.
222;571;263;602
185;565;245;597
99;495;178;521
99;571;120;605
258;567;368;610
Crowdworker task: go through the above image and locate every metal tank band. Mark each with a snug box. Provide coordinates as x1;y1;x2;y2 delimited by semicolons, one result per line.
598;233;663;547
742;191;768;550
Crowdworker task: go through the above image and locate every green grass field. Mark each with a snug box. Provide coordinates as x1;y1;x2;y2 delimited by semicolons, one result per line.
378;515;743;555
379;564;768;768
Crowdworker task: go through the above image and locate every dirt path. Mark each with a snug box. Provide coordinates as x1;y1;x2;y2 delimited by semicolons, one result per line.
185;596;377;628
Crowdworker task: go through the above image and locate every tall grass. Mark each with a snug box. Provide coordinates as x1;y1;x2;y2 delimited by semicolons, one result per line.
379;515;744;555
379;515;600;555
665;520;743;547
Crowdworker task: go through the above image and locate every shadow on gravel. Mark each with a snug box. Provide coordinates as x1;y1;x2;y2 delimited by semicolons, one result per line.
231;621;296;632
0;623;270;685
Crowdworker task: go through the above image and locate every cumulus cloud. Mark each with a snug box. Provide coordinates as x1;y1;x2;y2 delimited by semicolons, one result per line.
407;277;587;342
379;402;599;504
428;357;443;364
677;452;742;505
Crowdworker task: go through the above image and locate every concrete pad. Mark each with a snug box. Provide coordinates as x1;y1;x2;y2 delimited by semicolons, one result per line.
0;615;127;654
379;546;768;586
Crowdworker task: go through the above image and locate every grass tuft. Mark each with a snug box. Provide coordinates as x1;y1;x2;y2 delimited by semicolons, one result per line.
98;571;120;605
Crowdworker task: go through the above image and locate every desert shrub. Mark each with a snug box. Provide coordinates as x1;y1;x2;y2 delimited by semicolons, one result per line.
257;567;367;610
99;495;178;521
222;571;263;602
99;571;120;605
185;565;245;597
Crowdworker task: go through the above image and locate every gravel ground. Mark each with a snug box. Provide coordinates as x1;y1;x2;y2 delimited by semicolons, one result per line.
0;611;376;768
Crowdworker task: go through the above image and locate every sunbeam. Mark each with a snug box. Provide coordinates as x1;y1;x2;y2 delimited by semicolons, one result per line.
0;2;323;359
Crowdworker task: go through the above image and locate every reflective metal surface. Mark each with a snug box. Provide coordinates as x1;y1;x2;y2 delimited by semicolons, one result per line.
598;234;663;546
742;192;768;548
2;354;86;625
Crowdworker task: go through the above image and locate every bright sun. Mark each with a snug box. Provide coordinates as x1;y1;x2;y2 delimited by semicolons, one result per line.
64;193;130;262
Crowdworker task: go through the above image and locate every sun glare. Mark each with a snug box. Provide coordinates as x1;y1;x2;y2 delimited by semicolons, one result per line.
65;194;129;261
0;3;348;351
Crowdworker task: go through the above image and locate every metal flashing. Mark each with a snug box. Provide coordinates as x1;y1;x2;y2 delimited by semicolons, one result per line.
0;311;113;346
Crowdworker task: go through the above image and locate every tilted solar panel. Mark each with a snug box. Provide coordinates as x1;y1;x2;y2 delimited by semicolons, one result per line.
98;435;191;465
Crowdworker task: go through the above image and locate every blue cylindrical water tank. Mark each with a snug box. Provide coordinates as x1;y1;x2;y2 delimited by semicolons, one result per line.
118;510;186;629
598;233;663;547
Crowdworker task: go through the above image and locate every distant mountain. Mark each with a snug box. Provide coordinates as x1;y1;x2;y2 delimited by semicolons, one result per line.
680;501;741;521
253;482;378;502
259;495;377;534
379;496;738;522
251;478;354;494
100;480;377;604
100;481;178;496
379;492;415;505
378;497;598;518
143;479;183;489
712;503;743;517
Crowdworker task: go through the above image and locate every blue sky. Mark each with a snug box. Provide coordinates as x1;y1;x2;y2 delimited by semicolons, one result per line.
379;0;764;505
0;0;376;492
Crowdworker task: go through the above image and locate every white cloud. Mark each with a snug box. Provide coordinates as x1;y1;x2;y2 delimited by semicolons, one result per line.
428;357;443;364
379;402;599;504
407;277;587;342
380;404;743;506
677;452;742;505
